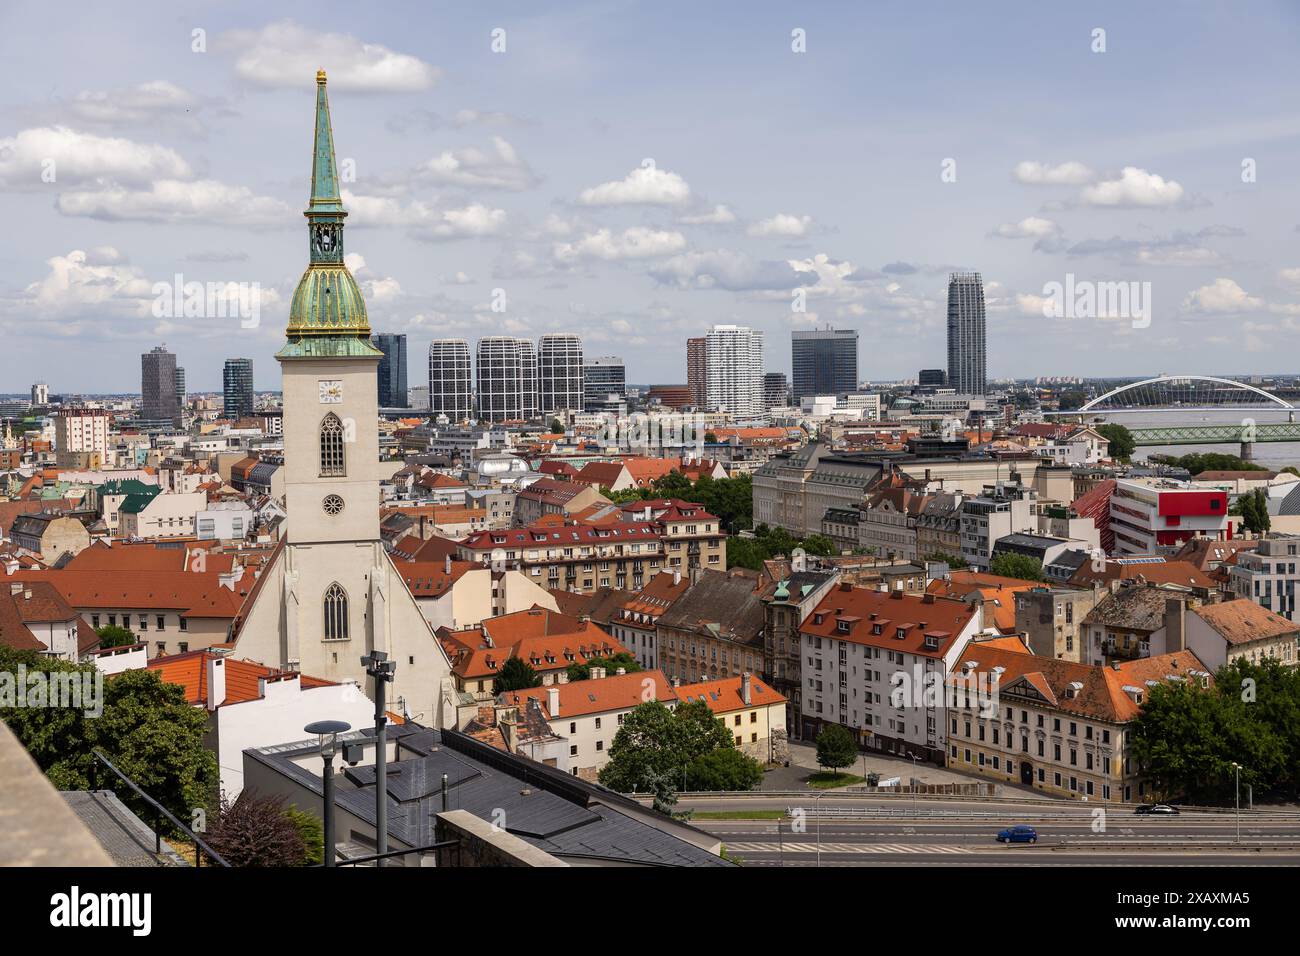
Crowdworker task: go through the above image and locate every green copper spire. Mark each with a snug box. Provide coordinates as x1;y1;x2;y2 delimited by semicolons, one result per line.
309;70;345;214
278;70;382;360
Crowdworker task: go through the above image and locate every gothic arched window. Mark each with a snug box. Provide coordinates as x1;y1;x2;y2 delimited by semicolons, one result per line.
323;582;348;641
320;413;346;477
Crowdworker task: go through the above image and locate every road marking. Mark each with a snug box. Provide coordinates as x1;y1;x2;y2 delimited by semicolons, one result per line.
727;842;972;855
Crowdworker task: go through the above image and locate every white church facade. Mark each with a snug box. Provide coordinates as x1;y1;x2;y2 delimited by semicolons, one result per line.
233;71;456;727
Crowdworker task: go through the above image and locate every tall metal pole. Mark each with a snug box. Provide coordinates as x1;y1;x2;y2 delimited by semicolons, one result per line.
363;652;395;867
1234;763;1241;844
323;751;337;867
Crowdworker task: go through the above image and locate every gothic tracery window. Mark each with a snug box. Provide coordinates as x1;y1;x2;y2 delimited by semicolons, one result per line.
320;413;346;476
323;582;348;641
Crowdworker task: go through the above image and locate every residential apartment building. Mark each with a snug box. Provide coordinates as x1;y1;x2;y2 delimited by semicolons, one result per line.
657;569;765;684
1013;585;1102;662
947;639;1211;802
760;567;839;739
858;485;932;561
476;336;533;422
704;324;764;418
428;338;474;422
1185;600;1299;670
686;336;707;408
54;407;111;466
959;482;1036;571
498;669;677;780
676;672;788;764
608;569;690;670
118;490;207;540
798;585;985;762
537;333;584;415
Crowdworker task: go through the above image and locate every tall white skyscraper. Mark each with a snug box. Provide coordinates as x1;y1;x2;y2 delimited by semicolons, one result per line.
537;333;584;416
428;338;473;422
476;336;538;421
704;324;764;418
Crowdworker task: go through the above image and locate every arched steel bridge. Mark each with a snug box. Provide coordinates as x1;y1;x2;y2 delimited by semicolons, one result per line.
1053;374;1299;449
1075;375;1295;413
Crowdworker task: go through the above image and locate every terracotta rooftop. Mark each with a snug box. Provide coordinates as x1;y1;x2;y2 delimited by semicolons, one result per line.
675;674;785;714
801;585;979;659
147;650;335;708
1191;598;1300;646
499;669;676;719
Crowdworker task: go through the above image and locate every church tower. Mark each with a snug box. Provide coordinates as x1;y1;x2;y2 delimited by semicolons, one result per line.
234;73;453;727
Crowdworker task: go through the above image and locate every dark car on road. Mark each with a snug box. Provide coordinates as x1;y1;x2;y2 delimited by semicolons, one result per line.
1135;804;1180;816
996;825;1038;844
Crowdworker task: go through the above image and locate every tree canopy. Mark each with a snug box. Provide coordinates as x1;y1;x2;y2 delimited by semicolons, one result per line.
566;651;641;682
815;723;857;773
988;552;1044;582
492;656;542;695
599;699;759;796
1096;423;1135;462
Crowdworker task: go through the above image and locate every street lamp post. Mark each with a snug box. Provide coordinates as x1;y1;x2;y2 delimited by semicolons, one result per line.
361;651;397;867
906;751;921;811
1231;762;1242;844
305;720;351;867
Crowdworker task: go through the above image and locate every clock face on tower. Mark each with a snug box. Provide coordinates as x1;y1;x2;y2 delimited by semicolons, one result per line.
318;380;343;404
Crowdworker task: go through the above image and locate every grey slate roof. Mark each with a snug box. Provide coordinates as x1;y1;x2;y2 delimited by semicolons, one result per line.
244;724;731;867
61;790;188;867
657;569;765;645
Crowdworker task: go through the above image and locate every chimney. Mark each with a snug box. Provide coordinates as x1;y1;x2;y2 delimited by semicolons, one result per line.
741;672;752;705
206;656;226;711
672;569;681;586
547;686;560;717
615;667;626;675
445;554;452;575
1164;597;1186;652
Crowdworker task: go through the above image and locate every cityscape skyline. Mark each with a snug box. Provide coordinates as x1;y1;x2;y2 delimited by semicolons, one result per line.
5;2;1300;393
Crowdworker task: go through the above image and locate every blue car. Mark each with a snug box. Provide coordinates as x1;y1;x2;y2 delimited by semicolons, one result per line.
996;825;1038;844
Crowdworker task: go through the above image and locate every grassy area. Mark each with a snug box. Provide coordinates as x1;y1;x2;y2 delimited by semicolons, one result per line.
807;771;866;789
692;809;788;820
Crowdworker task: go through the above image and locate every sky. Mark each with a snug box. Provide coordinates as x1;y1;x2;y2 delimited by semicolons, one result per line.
3;0;1300;393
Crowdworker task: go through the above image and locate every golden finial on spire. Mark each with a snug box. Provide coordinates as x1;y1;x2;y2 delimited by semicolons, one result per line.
316;69;327;85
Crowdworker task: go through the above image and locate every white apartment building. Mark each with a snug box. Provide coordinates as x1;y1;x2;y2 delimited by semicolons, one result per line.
54;408;111;462
798;585;986;763
959;483;1037;570
704;325;764;419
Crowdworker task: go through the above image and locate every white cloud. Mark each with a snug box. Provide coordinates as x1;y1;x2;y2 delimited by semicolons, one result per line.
748;213;812;238
219;20;440;92
678;204;736;225
66;81;196;127
554;227;686;262
1183;278;1264;313
0;126;191;189
1279;268;1300;287
1012;161;1096;185
342;190;439;227
578;164;691;206
1081;167;1185;207
992;216;1061;239
453;109;528;128
23;248;155;317
648;249;810;291
411;137;538;191
57;179;291;226
415;204;508;240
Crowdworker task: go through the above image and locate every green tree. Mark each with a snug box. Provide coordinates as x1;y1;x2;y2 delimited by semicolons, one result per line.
548;417;564;434
492;656;542;695
94;624;137;649
703;431;718;444
599;698;739;795
0;648;217;827
208;790;307;867
989;552;1044;582
923;551;968;570
815;723;857;774
654;469;694;500
686;747;763;791
284;805;323;865
800;534;837;557
1240;488;1271;534
1096;423;1136;462
567;651;641;682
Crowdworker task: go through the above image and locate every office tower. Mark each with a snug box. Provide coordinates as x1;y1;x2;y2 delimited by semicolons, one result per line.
537;333;584;415
222;358;255;420
704;325;764;418
428;338;473;421
764;372;789;410
476;336;529;421
791;327;858;402
175;366;186;411
141;345;181;426
372;332;409;407
583;356;626;412
518;338;538;419
30;382;48;406
687;337;707;407
946;272;986;395
918;368;946;388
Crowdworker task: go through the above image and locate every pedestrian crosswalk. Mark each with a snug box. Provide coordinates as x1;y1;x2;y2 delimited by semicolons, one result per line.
726;842;972;855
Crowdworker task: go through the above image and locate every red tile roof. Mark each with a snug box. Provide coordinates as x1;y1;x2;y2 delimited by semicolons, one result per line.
439;607;629;680
147;649;336;708
675;674;786;713
801;585;979;659
499;669;676;718
7;569;246;618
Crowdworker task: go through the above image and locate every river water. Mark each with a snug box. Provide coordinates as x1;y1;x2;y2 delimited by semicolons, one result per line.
1090;409;1300;471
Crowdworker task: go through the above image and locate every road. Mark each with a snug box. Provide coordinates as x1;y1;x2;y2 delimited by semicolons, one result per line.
686;796;1300;866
